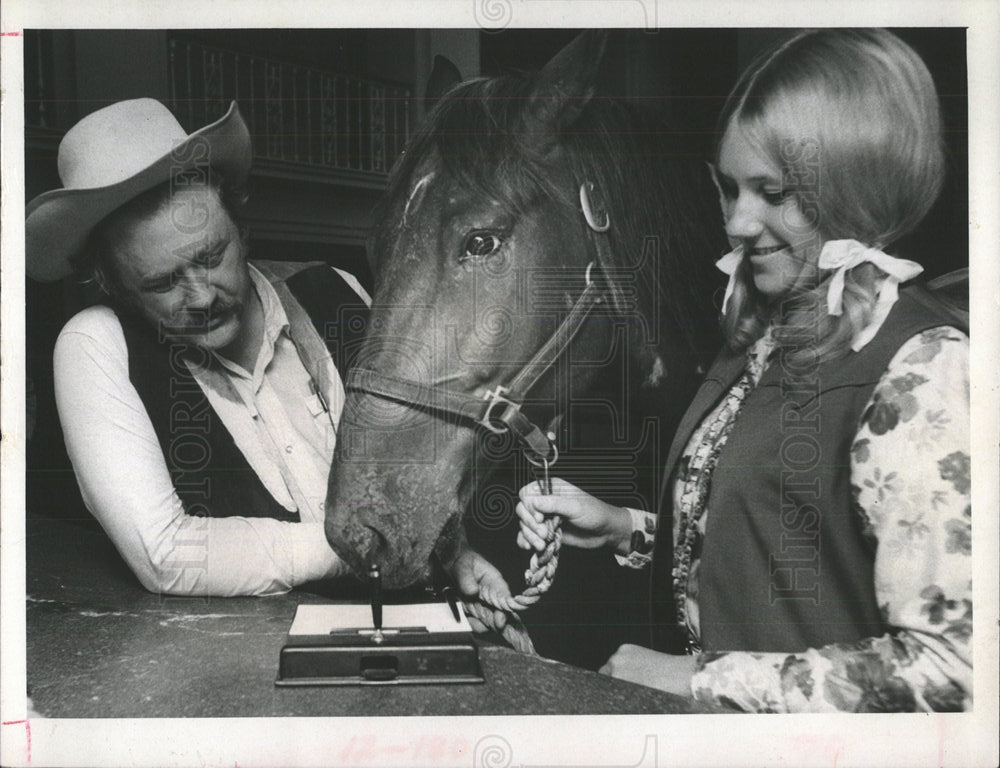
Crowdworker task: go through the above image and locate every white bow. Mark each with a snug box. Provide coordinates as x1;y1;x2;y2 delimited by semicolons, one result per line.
715;239;923;351
818;239;923;350
714;245;744;317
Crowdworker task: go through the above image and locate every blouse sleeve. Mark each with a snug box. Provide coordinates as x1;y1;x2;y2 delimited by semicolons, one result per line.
613;507;658;569
688;327;972;712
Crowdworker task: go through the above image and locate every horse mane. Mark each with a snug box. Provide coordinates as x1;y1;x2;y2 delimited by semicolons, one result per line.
375;74;724;363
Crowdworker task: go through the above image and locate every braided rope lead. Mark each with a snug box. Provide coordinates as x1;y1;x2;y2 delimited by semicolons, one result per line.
505;451;564;611
461;452;564;654
462;599;538;655
510;515;562;610
460;513;563;655
460;512;563;656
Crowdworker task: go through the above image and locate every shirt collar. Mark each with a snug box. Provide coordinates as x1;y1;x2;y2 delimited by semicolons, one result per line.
206;264;289;380
248;263;290;344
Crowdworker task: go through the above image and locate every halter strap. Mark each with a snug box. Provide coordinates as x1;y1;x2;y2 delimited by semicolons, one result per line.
345;262;606;462
345;180;612;464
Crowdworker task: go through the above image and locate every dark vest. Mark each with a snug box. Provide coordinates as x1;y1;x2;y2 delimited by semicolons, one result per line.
650;285;966;653
117;262;369;521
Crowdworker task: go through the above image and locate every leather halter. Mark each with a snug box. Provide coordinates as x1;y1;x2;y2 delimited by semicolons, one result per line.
345;182;612;464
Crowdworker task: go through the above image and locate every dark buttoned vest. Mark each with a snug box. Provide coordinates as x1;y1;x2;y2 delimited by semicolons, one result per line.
117;261;369;521
650;285;966;653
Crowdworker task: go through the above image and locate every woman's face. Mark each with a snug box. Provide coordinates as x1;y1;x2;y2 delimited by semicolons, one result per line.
715;124;824;301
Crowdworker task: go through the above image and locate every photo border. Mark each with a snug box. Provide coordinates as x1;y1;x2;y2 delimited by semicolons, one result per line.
2;2;997;766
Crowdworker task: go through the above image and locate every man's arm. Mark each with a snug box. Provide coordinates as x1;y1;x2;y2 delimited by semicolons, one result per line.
53;306;345;596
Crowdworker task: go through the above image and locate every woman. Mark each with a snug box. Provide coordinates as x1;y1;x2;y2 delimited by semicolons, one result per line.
516;29;971;712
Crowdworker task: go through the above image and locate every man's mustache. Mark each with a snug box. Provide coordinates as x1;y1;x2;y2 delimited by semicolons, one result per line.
165;299;242;331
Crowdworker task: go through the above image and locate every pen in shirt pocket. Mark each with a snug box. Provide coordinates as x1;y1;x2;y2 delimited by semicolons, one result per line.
308;376;330;414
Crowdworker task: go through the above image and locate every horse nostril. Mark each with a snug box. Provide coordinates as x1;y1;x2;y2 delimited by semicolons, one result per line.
325;515;385;580
340;522;423;589
361;524;389;565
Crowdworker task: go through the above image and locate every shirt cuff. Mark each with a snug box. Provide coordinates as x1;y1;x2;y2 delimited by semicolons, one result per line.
613;507;656;569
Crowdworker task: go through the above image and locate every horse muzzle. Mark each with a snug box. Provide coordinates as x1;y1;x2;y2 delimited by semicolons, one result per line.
324;512;433;590
323;447;468;590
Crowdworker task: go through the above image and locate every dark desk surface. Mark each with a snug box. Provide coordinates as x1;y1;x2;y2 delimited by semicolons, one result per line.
25;518;698;717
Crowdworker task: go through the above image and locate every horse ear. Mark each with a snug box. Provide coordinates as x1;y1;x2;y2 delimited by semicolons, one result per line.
425;55;463;112
521;30;609;156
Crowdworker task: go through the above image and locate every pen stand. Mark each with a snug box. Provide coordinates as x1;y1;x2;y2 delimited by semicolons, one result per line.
275;603;484;686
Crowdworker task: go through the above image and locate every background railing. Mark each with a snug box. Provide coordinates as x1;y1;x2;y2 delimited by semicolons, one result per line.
24;30;57;131
167;36;411;178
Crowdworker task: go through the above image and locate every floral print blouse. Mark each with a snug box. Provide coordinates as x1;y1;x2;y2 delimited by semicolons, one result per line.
624;325;971;712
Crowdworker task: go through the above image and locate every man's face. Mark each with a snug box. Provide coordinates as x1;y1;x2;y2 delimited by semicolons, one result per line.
110;185;252;353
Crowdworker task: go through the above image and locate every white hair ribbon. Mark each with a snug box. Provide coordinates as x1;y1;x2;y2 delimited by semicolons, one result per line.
818;239;924;350
714;245;744;316
716;239;923;351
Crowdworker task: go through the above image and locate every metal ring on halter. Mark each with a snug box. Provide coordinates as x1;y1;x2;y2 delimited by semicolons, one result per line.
533;457;553;496
523;442;559;468
579;181;610;233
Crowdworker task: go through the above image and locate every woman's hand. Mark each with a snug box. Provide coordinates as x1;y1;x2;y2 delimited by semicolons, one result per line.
599;644;699;697
516;478;632;555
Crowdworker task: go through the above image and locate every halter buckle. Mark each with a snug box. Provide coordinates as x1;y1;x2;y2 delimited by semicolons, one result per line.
480;385;517;434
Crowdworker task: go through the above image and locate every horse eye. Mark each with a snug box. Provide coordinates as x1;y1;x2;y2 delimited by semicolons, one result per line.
462;232;503;261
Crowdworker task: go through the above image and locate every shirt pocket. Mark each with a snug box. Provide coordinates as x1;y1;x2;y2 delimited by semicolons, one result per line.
305;392;328;418
304;392;337;451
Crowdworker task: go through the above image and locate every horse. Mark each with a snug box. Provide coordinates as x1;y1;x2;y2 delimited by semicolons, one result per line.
324;31;725;666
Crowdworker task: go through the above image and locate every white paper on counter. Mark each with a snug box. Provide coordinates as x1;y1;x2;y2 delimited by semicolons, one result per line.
288;602;471;635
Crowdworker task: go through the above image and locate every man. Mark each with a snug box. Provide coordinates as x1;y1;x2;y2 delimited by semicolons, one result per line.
27;98;510;605
25;99;371;595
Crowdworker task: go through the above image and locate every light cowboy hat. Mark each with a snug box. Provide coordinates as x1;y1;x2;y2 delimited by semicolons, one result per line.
26;98;251;283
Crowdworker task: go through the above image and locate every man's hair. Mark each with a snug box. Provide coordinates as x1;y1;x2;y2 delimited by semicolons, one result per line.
71;169;248;300
716;29;945;364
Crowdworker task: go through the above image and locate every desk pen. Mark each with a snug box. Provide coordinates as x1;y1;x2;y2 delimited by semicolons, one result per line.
369;563;383;643
430;551;462;622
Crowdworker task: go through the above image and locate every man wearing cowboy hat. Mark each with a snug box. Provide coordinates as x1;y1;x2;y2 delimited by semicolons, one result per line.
28;98;518;611
26;99;374;595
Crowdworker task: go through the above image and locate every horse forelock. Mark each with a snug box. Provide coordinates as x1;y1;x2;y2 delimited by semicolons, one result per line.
384;77;571;223
378;71;723;360
402;170;437;225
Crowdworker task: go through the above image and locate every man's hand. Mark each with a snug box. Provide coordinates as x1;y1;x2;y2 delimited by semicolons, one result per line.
450;546;512;633
599;644;698;697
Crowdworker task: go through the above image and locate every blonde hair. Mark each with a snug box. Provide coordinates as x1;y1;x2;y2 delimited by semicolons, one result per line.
718;29;945;364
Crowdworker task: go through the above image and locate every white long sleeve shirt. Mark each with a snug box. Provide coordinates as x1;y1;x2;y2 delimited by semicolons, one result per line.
54;264;370;596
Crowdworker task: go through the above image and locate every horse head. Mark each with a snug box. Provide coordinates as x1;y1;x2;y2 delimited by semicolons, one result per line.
324;31;721;589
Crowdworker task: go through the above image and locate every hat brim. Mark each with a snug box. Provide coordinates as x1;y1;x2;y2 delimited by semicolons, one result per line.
25;101;252;283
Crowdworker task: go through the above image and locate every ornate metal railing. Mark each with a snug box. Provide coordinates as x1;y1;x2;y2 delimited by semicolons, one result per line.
168;37;411;179
24;31;56;130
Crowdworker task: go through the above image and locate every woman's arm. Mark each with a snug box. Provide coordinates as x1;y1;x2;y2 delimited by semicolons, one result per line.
686;327;972;712
516;478;637;555
54;308;345;596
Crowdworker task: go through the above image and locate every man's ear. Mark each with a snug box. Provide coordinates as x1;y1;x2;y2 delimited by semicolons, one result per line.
237;221;251;251
92;265;114;298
